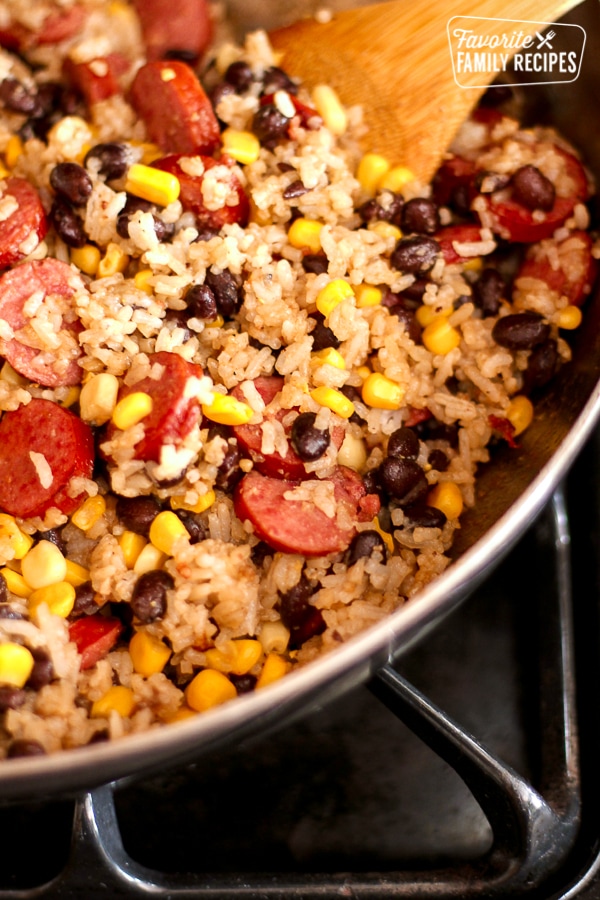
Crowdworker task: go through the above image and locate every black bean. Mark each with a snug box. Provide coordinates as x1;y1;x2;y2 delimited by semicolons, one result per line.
491;312;550;350
380;457;428;506
387;426;420;460
0;76;37;114
261;66;298;95
405;503;447;528
391;235;440;274
362;466;384;497
346;530;387;566
302;255;329;276
116;495;162;536
72;580;98;617
401;197;440;235
290;412;330;461
0;603;22;620
279;575;325;648
7;739;46;758
205;269;242;318
173;511;206;544
309;313;340;350
215;441;243;491
164;48;199;63
387;305;421;344
283;179;310;200
472;267;505;317
184;283;218;321
163;309;192;341
0;572;6;604
88;728;110;744
84;142;129;180
229;673;257;694
251;541;273;566
49;197;87;248
130;570;174;623
50;162;93;206
35;528;66;556
0;686;26;712
418;418;460;448
26;648;54;691
523;338;559;393
511;165;555;211
359;192;404;226
117;209;174;242
224;61;254;92
208;81;236;123
428;449;449;471
251;104;290;146
474;170;511;194
339;384;367;426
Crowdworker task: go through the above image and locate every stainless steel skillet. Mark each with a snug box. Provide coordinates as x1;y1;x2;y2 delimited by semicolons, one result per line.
2;0;600;803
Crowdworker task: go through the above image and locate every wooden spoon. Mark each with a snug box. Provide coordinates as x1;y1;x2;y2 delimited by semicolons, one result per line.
269;0;584;183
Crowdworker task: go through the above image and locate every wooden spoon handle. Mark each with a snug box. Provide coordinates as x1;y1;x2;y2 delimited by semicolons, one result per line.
269;0;584;183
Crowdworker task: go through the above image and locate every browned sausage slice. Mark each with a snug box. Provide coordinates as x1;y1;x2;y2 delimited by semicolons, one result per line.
0;258;84;387
0;177;48;272
129;60;221;156
152;154;250;229
132;0;212;62
0;398;94;519
234;467;368;556
515;230;597;308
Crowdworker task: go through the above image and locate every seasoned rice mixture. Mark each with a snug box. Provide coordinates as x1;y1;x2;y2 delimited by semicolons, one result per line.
0;0;597;757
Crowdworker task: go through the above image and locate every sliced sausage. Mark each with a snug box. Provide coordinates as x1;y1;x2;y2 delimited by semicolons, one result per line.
434;224;493;265
0;5;86;51
515;230;597;307
62;54;128;107
0;177;48;272
104;351;203;463
0;398;94;519
233;466;373;556
129;60;221;156
0;258;84;387
68;615;123;670
475;144;589;242
132;0;212;62
232;376;343;480
152;154;249;230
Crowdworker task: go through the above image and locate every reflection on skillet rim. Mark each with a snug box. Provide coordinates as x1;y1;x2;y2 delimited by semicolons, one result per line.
2;0;600;800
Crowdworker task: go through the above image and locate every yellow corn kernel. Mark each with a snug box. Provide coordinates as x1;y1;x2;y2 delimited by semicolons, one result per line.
204;314;225;329
91;685;136;719
21;540;67;590
165;705;197;723
357;153;390;195
361;372;404;410
256;652;291;689
64;558;90;588
111;391;153;430
415;304;453;328
132;543;167;575
71;495;106;532
119;531;147;568
221;127;261;165
354;284;383;308
368;221;403;242
311;347;346;369
134;268;154;294
422;316;461;355
0;643;34;688
310;386;355;419
288;218;323;253
378;164;416;193
0;567;31;598
0;515;34;560
59;386;81;408
201;393;253;426
170;489;216;515
205;638;263;676
70;244;101;276
149;510;189;556
427;482;464;520
259;621;290;655
356;365;371;382
98;242;129;279
29;581;76;619
129;631;172;677
0;360;27;386
312;84;347;136
79;372;120;426
185;668;237;712
4;135;23;169
316;279;355;318
557;304;583;330
506;395;534;437
125;162;180;206
371;516;395;555
337;432;368;472
462;257;483;272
